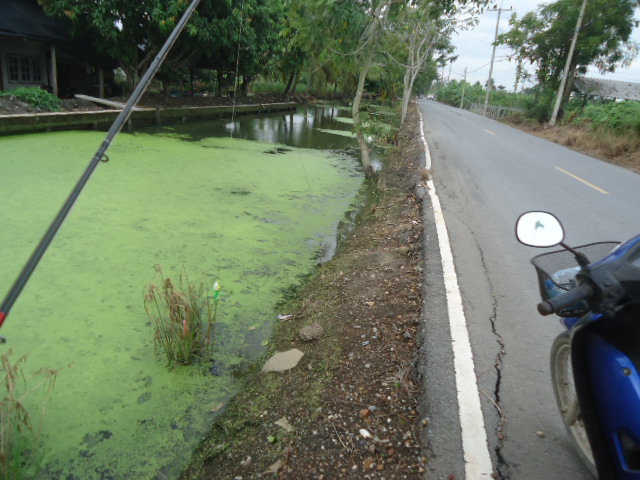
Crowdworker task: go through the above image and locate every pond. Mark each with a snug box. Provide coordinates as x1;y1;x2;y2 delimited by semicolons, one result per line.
0;106;363;479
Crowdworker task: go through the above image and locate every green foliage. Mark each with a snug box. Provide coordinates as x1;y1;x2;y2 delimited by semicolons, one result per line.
360;103;400;146
0;351;58;479
436;81;533;111
39;0;286;91
567;100;640;134
0;88;61;112
497;0;639;93
144;266;221;368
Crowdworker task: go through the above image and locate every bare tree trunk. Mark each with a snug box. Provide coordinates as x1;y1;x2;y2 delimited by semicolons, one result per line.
400;67;415;126
352;43;376;178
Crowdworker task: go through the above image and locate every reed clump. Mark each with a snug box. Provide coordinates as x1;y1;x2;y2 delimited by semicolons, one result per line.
145;265;220;368
0;351;57;480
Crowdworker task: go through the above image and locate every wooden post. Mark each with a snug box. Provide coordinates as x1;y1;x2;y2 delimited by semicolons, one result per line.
50;44;58;97
156;105;161;126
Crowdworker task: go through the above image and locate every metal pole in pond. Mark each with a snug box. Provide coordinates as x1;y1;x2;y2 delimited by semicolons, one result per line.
0;0;202;336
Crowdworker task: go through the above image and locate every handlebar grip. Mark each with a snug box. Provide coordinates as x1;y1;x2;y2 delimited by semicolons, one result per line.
537;284;594;316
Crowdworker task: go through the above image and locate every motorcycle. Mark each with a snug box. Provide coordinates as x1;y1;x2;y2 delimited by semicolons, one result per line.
516;211;640;479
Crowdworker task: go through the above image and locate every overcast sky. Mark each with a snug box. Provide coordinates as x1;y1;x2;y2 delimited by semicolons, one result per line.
449;0;640;90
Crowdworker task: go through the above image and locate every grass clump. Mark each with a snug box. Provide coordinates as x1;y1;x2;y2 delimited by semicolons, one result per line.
0;351;58;480
0;88;61;112
144;265;221;368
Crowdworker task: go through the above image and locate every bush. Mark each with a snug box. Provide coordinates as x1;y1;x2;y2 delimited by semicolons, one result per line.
576;101;640;135
0;87;61;112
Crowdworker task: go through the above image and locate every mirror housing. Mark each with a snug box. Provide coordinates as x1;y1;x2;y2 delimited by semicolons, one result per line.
516;211;565;248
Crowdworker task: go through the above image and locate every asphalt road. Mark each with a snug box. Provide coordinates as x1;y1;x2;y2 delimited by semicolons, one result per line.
416;99;640;479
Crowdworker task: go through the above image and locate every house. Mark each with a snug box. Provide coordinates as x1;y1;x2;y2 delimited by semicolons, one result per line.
573;77;640;101
0;0;117;98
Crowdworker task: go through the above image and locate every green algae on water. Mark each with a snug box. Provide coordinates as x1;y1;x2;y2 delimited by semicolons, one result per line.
0;126;362;479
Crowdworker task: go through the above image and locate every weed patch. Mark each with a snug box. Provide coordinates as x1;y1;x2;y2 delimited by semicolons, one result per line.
0;351;58;480
144;265;221;368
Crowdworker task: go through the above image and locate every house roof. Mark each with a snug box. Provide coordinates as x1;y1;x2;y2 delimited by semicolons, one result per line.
574;77;640;101
0;0;117;69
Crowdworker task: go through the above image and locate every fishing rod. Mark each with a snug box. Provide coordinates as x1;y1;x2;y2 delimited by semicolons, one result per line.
0;0;202;338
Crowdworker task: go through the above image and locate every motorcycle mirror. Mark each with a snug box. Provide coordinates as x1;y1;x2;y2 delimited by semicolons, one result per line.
516;211;565;248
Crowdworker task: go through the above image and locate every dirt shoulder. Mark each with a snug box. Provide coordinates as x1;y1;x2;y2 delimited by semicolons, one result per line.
181;104;428;480
504;117;640;174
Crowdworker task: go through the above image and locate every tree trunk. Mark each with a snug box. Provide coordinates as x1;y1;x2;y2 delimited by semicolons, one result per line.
123;66;139;93
401;66;417;126
216;70;224;97
352;43;376;178
283;69;296;97
557;63;577;121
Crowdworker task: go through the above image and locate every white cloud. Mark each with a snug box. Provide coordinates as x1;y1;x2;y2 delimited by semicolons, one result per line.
449;1;640;90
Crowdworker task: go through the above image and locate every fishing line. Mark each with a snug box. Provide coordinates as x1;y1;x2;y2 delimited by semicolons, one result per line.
0;0;202;338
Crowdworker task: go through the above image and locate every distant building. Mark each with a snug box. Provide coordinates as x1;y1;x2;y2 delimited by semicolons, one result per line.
0;0;117;97
573;77;640;101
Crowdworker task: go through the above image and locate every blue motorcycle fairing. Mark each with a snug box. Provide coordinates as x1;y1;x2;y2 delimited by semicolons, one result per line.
589;234;640;269
587;334;640;477
571;309;640;479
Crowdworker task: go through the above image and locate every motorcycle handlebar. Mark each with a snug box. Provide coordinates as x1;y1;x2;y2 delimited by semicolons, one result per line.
537;284;594;316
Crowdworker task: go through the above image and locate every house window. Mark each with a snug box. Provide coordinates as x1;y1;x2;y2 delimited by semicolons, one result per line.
7;55;42;84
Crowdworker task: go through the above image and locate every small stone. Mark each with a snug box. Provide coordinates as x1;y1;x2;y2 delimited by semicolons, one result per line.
240;456;252;468
275;416;294;433
536;430;545;438
299;323;324;342
397;246;410;255
263;459;283;474
261;349;304;372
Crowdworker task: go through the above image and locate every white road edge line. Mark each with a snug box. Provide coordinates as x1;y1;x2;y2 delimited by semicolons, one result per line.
419;110;494;478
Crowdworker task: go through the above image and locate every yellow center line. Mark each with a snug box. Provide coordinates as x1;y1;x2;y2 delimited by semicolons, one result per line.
555;166;609;194
484;129;496;136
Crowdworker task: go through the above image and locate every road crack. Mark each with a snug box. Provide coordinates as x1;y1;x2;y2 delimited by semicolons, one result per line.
475;235;510;479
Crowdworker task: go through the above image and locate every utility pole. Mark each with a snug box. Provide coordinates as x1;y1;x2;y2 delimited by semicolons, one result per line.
549;0;588;126
483;3;513;116
460;68;468;109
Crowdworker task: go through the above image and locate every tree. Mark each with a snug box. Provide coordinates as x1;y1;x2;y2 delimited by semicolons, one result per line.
385;1;483;125
497;12;544;92
38;0;286;93
497;0;640;119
